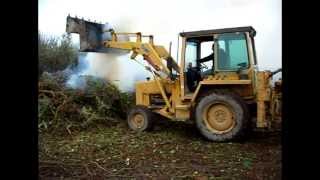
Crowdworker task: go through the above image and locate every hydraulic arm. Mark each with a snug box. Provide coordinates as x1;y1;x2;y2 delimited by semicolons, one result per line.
103;31;182;113
103;30;180;79
66;15;179;79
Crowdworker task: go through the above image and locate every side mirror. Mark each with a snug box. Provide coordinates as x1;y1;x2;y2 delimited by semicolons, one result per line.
237;62;247;68
237;63;248;79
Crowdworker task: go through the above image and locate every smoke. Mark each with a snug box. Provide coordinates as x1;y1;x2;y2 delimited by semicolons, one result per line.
66;50;151;92
65;52;90;89
66;52;119;90
65;19;152;92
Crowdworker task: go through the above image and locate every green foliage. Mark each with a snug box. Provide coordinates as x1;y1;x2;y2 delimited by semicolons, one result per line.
38;73;135;134
242;158;252;169
38;32;135;134
38;96;53;129
38;32;78;75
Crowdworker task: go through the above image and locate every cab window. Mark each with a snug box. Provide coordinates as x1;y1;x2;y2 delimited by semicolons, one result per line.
216;33;249;71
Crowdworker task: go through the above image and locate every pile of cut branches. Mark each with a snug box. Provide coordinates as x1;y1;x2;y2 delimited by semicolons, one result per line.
38;72;135;134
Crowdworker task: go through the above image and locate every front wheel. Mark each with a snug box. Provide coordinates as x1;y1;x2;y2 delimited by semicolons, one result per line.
127;105;154;132
195;93;249;142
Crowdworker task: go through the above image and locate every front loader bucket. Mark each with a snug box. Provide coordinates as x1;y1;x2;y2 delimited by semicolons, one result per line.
66;15;112;52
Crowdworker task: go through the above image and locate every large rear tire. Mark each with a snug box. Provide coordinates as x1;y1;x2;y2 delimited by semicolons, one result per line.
127;105;154;132
195;93;249;142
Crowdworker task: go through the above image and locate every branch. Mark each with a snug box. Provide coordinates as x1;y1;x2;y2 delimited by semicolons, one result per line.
90;161;108;172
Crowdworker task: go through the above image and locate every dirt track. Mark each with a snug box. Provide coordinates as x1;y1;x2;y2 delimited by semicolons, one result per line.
39;120;281;180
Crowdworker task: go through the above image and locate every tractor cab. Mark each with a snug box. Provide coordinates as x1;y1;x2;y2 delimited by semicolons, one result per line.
179;26;257;97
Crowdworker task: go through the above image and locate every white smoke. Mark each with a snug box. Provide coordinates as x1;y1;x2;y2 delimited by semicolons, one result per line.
66;52;90;89
66;51;152;92
65;21;152;92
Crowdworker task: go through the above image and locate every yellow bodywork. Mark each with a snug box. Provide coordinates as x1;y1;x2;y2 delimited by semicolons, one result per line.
103;30;281;129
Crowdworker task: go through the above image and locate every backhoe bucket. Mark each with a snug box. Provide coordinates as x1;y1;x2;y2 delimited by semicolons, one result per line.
66;15;112;52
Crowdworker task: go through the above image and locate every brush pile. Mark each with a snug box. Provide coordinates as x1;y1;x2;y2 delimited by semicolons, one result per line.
38;71;135;134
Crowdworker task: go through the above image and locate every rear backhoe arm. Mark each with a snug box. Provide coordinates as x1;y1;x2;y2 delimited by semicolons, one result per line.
103;31;180;79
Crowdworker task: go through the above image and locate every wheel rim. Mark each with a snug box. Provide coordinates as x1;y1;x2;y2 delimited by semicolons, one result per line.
202;103;235;134
131;113;145;129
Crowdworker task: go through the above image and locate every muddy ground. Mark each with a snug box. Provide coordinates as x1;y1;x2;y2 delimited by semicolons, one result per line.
39;119;281;180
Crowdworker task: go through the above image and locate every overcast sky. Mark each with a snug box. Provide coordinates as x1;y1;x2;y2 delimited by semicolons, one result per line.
39;0;281;90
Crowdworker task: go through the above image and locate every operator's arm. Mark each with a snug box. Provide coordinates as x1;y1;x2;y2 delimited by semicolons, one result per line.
198;53;214;63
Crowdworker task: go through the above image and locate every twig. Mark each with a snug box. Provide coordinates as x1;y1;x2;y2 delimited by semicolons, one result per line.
39;160;64;164
91;161;108;172
39;89;67;99
39;160;82;167
104;175;135;178
84;164;93;176
39;90;56;97
66;126;72;136
53;96;71;121
101;160;124;168
104;117;118;121
171;175;194;178
112;167;134;175
55;91;67;98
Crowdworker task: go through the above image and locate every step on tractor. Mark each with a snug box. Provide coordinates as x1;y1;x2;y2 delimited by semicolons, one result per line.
66;15;282;142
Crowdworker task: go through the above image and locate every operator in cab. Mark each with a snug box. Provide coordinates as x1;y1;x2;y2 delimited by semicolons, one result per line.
198;43;215;64
197;43;215;76
186;62;201;92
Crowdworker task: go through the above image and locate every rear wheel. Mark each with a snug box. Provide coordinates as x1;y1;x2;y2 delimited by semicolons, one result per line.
195;93;248;142
127;105;154;132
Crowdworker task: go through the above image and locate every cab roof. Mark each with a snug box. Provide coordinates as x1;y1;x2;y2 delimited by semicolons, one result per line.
179;26;256;38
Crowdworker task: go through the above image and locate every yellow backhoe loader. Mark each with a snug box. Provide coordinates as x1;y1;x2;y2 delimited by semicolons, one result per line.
66;16;282;141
